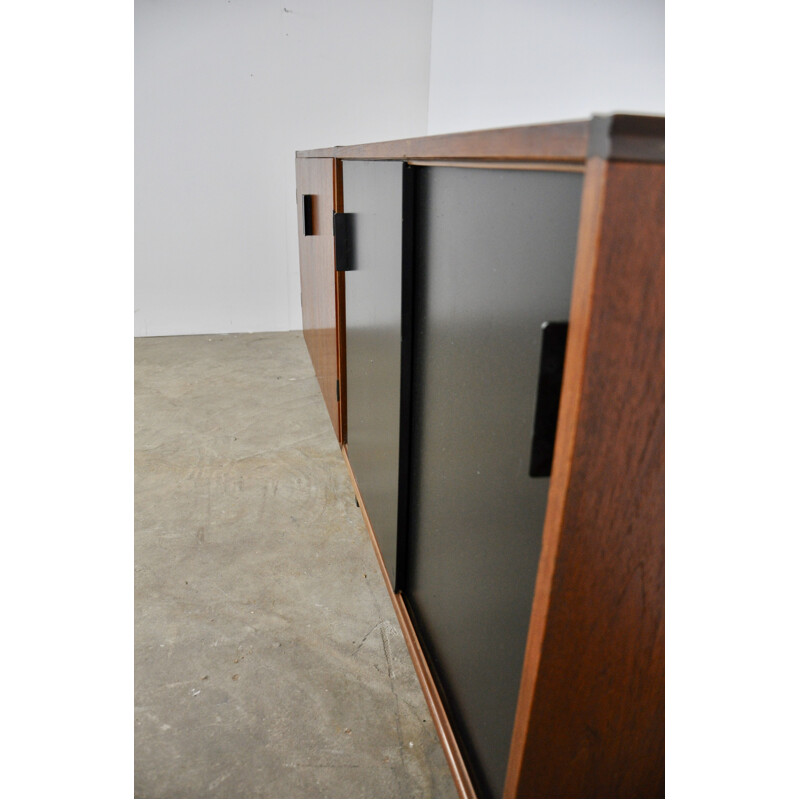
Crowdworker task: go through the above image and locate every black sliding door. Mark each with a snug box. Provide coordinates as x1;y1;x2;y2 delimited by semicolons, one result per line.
405;166;584;797
342;161;413;589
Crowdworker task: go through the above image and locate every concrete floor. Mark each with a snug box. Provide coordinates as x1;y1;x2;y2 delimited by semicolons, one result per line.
135;332;457;799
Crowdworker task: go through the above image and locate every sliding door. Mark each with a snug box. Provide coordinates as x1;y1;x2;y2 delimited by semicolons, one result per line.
405;166;584;797
342;161;414;589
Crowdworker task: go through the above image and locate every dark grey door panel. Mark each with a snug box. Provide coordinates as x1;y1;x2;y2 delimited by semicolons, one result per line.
405;166;584;797
342;160;413;589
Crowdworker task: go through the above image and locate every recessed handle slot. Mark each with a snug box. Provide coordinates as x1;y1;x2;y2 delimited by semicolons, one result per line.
529;321;569;478
303;194;315;236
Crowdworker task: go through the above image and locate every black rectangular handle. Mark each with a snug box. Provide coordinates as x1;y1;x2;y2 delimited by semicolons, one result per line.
302;194;314;236
333;211;354;271
529;321;569;477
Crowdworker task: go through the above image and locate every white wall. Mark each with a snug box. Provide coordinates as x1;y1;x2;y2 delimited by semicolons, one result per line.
426;0;664;134
136;0;663;337
135;0;433;336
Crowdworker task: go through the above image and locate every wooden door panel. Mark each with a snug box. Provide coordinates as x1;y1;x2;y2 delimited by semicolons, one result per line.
296;157;342;441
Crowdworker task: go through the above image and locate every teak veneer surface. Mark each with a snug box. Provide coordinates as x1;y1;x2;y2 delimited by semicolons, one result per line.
297;115;664;165
296;114;665;799
296;157;340;440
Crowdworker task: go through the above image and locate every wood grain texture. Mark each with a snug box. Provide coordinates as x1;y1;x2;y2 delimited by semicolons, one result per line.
296;116;665;798
297;115;664;165
406;160;585;172
341;445;476;800
296;157;340;440
504;158;665;799
297;120;590;163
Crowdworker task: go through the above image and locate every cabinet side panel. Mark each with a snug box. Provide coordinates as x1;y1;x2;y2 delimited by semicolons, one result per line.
296;157;339;440
507;159;665;798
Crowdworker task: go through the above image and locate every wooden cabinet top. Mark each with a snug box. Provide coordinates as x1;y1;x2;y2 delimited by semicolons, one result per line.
296;113;664;164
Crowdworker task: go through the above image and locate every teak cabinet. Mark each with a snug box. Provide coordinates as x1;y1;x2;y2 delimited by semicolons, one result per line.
295;115;665;799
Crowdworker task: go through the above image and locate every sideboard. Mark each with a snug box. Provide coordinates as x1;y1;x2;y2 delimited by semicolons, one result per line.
295;115;665;799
